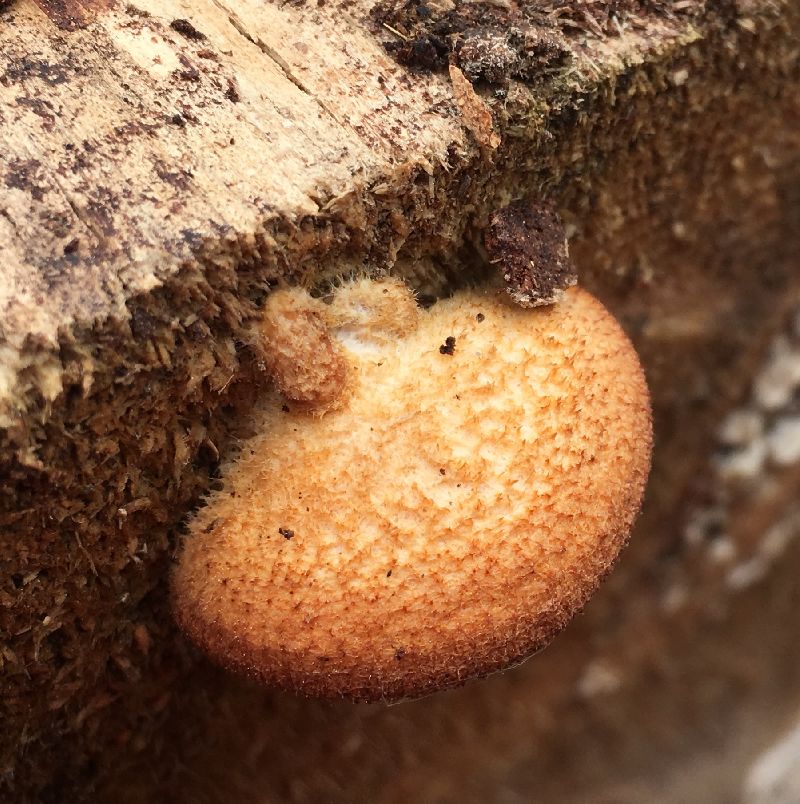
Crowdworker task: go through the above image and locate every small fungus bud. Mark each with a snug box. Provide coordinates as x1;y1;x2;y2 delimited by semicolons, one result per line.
173;280;651;702
257;288;347;410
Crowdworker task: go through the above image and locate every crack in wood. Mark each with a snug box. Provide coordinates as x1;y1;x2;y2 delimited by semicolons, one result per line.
212;0;350;139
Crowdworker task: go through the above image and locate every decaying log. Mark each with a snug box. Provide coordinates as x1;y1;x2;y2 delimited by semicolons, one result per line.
2;0;800;800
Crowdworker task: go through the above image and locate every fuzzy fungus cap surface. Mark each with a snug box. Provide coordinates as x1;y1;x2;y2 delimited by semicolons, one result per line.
172;282;652;702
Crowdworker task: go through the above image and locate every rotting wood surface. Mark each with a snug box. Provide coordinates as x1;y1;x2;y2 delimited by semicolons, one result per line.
0;0;460;426
0;0;709;429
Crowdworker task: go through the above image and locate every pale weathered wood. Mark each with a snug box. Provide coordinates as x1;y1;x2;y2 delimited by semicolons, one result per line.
0;0;697;427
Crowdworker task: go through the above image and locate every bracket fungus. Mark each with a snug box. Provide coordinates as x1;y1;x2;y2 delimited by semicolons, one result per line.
172;278;652;702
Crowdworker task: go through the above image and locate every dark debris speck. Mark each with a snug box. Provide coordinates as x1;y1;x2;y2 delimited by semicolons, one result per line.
225;80;241;103
439;336;456;355
126;4;151;18
279;527;295;540
170;18;207;42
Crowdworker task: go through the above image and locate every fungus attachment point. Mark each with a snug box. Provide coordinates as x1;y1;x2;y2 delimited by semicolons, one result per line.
485;200;576;307
173;280;652;702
